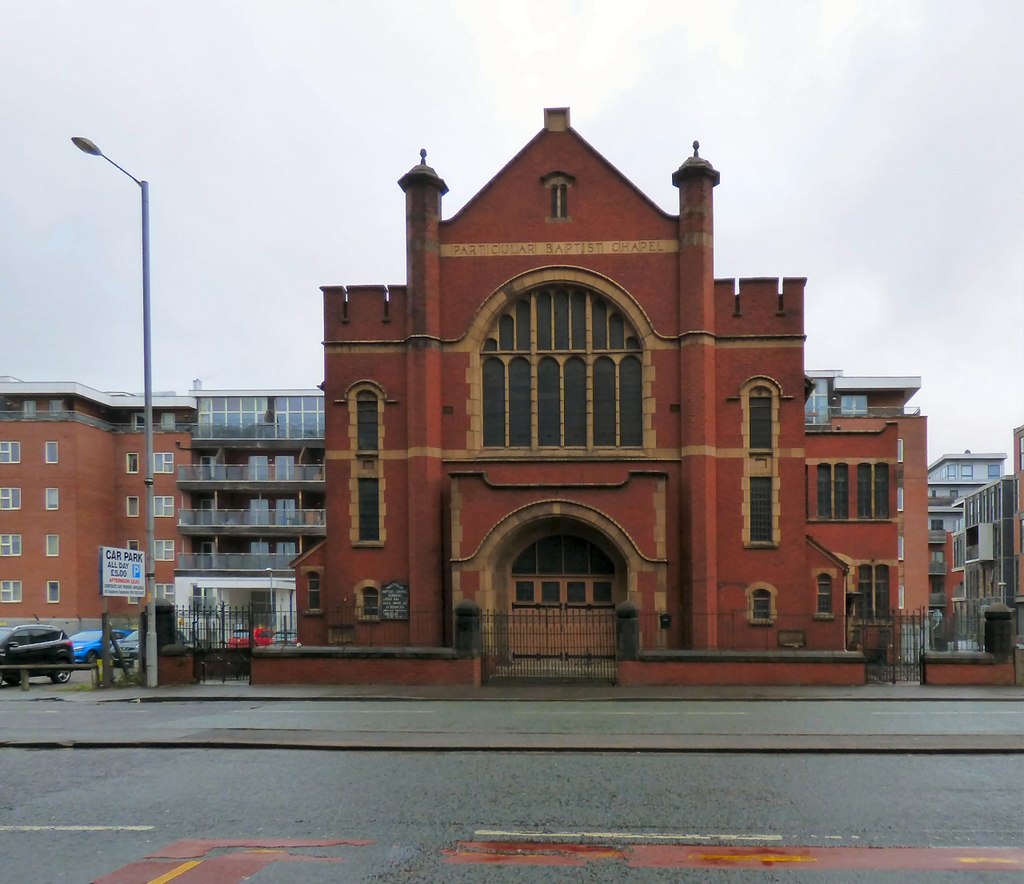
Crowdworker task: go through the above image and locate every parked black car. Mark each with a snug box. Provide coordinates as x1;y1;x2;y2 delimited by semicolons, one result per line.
0;625;75;684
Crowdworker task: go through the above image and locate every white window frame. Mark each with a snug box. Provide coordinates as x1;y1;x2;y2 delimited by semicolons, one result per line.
126;539;140;551
155;539;175;561
45;534;59;557
44;441;58;464
154;496;175;517
1;579;22;603
153;452;174;474
156;583;175;602
0;487;21;510
896;487;904;512
896;438;904;463
898;536;905;561
45;487;59;510
0;534;22;556
46;580;60;604
126;452;139;474
0;441;21;463
126;496;140;517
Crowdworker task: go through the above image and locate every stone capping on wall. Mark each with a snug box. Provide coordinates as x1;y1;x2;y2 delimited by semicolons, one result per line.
253;646;463;660
921;651;999;665
638;650;865;663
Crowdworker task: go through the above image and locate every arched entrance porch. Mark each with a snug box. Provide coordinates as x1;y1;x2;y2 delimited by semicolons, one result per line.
457;503;642;682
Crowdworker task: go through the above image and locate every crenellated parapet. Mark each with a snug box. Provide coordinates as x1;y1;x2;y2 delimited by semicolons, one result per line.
714;277;806;335
322;284;409;340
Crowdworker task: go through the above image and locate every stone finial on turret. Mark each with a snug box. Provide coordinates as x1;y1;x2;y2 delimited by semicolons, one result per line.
672;140;720;187
398;149;449;195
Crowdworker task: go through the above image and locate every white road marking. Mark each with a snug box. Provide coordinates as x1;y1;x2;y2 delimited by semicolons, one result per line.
514;710;749;716
871;711;1024;716
257;709;435;714
0;825;155;831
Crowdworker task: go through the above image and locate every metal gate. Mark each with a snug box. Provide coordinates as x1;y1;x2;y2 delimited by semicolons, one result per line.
859;611;926;684
176;604;255;683
481;607;617;683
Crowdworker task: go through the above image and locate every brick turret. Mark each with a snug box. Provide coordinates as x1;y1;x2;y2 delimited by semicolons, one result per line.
673;142;722;647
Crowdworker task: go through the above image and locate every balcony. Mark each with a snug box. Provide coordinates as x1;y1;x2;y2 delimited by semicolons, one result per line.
178;508;325;536
191;420;323;442
928;592;947;608
928;530;948;544
964;544;994;563
178;553;296;572
805;405;922;430
177;463;324;489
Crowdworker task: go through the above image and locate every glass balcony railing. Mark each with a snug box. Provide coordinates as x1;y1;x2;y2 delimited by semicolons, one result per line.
178;553;296;571
177;464;324;482
178;509;325;528
805;405;922;426
191;420;324;441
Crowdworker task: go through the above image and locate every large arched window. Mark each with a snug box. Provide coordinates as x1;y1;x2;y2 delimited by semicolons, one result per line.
482;286;643;449
511;534;616;607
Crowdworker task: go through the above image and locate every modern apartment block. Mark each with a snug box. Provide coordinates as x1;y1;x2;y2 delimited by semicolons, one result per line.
951;474;1018;608
0;378;323;631
175;388;325;628
0;377;191;632
927;451;1006;609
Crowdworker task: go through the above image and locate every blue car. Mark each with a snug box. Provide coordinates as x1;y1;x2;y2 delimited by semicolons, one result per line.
69;629;130;664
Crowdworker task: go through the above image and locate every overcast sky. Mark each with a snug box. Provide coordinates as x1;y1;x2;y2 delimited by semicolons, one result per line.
2;1;1021;465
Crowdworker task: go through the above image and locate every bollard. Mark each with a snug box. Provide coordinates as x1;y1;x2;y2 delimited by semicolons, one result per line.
454;600;481;657
20;668;29;692
984;603;1013;661
616;601;640;660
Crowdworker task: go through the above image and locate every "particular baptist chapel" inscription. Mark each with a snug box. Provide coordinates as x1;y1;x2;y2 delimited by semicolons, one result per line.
441;239;679;258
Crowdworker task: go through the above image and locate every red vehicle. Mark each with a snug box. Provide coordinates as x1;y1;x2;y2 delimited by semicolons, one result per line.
226;626;274;649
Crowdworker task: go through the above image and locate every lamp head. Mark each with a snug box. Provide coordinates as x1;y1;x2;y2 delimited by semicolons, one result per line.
71;137;103;156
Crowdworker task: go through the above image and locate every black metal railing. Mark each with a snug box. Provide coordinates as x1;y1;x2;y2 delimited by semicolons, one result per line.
637;611;845;652
322;606;442;647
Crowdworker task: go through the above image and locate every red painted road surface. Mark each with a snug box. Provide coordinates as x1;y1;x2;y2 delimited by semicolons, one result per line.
94;838;1024;881
445;841;1024;872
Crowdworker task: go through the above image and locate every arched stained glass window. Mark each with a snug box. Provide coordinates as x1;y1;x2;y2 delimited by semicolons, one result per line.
477;282;638;448
481;285;644;450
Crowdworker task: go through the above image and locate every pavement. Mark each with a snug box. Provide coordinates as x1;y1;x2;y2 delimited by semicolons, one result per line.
2;678;1022;703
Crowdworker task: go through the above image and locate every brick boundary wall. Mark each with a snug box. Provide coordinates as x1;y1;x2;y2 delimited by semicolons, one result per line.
158;652;198;685
921;653;1016;686
618;652;866;686
252;647;481;686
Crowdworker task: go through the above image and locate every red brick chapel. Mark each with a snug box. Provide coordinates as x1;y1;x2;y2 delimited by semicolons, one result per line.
294;108;925;666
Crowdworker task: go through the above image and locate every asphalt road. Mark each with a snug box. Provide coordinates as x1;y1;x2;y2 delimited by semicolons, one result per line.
1;748;1021;882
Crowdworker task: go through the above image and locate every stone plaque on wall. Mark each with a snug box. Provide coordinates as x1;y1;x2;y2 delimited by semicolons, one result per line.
380;581;409;621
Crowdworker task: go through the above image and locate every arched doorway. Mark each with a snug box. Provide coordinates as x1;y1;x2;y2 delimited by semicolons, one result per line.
483;532;624;682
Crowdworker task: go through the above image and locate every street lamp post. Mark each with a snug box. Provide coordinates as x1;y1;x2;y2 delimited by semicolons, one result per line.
72;137;158;688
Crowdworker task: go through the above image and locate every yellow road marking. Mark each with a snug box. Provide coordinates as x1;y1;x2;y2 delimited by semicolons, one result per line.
147;860;201;883
691;853;817;863
957;857;1021;864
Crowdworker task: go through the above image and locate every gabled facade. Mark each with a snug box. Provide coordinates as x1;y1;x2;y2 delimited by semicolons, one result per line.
306;108;929;660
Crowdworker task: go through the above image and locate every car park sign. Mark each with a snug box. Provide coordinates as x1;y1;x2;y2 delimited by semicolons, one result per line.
99;546;146;597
